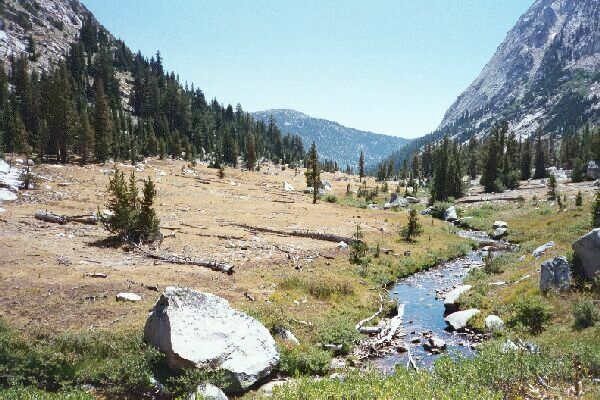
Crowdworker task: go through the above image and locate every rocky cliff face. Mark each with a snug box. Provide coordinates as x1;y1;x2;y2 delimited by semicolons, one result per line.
440;0;600;139
252;109;408;168
0;0;99;70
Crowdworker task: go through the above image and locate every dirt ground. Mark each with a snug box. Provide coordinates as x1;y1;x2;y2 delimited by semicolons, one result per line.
0;158;400;333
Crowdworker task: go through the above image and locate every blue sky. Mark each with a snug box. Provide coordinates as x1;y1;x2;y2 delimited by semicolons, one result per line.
82;0;531;138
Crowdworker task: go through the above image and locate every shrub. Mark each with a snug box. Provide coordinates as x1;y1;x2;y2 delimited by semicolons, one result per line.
101;170;160;243
572;298;599;329
279;344;331;376
317;313;362;354
324;194;337;203
401;208;423;242
575;190;583;207
511;295;553;334
430;201;452;219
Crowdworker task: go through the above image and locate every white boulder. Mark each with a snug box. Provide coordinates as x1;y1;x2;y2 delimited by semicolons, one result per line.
116;293;141;302
444;309;480;331
191;383;228;400
539;256;571;292
484;315;505;333
444;206;457;222
144;287;279;394
492;228;508;239
283;181;295;192
493;221;508;229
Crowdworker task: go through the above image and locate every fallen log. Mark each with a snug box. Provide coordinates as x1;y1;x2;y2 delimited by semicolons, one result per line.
356;293;384;331
131;243;234;274
35;210;98;225
457;196;524;204
231;223;356;244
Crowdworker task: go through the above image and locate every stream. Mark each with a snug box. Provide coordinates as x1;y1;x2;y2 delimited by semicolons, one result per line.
370;229;513;372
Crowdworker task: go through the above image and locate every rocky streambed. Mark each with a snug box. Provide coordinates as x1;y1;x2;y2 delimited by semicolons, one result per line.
367;229;515;372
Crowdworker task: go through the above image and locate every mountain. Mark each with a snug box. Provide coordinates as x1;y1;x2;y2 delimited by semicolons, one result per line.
0;0;99;70
252;109;409;168
441;0;600;140
384;0;600;168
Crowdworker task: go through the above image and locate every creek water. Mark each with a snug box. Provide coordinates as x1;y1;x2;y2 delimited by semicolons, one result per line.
370;229;511;372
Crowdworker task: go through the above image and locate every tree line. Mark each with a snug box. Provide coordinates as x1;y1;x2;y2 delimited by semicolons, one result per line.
374;122;600;202
0;16;305;167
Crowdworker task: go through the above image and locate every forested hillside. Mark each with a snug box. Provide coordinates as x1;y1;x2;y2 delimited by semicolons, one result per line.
0;0;305;167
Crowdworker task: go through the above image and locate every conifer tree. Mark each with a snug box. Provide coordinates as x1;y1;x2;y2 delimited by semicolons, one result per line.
466;137;478;179
520;137;532;180
575;190;583;207
547;173;557;200
402;208;423;242
358;151;365;182
78;112;94;165
593;190;600;228
93;79;112;162
308;142;320;204
246;135;256;170
480;123;502;192
534;129;547;179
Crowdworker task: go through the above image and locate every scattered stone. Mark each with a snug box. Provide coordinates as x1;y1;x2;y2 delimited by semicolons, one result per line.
539;256;571;292
443;285;471;312
274;327;299;345
572;228;600;280
191;383;228;400
532;241;555;258
484;315;505;333
423;336;446;352
492;221;508;229
116;293;141;302
444;206;458;222
405;196;420;204
85;272;107;278
156;170;167;176
420;206;434;215
338;241;348;250
444;309;480;331
492;228;508;239
0;189;17;202
323;181;333;191
144;287;279;394
283;181;295;192
258;380;291;397
594;179;600;187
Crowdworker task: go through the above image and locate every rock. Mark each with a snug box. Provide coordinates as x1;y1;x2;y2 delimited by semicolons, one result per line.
572;228;600;280
423;336;446;352
444;206;458;221
367;203;379;210
484;315;505;333
323;181;333;191
258;379;292;397
283;181;295;192
0;189;17;202
595;179;600;187
390;193;399;202
443;285;472;312
0;207;5;213
532;241;555;258
405;196;420;204
492;228;508;239
444;309;480;331
586;160;600;180
421;206;434;215
493;221;508;229
144;287;279;394
337;241;348;250
116;293;141;302
539;256;571;292
191;383;228;400
501;340;519;352
156;170;167;176
274;327;299;345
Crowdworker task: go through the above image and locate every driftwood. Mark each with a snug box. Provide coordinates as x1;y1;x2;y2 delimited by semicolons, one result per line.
355;301;406;360
35;210;97;225
231;223;356;244
131;243;234;274
356;293;384;334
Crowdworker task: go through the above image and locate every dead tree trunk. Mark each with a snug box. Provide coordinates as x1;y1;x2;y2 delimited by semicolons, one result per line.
35;210;98;225
232;223;356;244
131;243;234;274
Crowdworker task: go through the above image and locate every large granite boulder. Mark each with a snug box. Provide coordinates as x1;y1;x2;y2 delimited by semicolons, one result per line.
572;229;600;280
484;315;505;333
492;228;508;240
444;309;480;331
586;161;600;180
493;221;508;229
539;256;571;292
144;287;279;394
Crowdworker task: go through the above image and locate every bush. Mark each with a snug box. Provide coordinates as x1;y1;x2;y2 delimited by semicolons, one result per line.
430;201;452;219
572;298;599;329
279;344;331;377
324;194;337;203
317;312;362;354
101;170;160;243
511;295;553;334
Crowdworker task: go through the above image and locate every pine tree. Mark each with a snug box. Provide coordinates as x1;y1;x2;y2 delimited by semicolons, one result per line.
78;112;94;165
480;124;501;192
575;190;583;207
308;142;320;204
467;137;478;179
547;173;557;200
593;190;600;228
571;157;585;183
246;135;256;170
402;208;423;242
534;129;547;179
358;151;365;182
520;137;532;180
93;79;112;162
